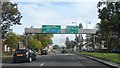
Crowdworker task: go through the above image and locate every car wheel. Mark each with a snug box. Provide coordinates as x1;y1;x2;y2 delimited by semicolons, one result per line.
29;57;32;62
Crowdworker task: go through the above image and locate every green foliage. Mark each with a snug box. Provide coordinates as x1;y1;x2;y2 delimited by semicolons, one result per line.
78;23;83;29
2;51;12;56
80;52;120;63
78;23;83;50
69;41;76;50
4;32;19;49
65;37;70;49
28;37;43;51
96;1;120;49
0;2;22;38
26;34;53;51
3;33;53;51
34;34;53;47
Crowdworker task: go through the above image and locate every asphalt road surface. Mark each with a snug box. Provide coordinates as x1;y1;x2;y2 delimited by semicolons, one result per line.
2;50;112;68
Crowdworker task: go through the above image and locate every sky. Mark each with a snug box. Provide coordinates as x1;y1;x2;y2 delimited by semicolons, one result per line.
10;0;101;45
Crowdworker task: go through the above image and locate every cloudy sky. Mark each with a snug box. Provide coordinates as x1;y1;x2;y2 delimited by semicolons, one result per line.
10;0;101;45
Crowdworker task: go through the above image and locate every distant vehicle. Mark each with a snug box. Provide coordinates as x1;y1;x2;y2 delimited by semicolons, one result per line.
61;50;68;53
41;49;48;55
87;49;94;52
13;48;37;63
110;48;120;53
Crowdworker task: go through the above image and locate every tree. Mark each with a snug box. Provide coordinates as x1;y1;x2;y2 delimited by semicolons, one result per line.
96;0;120;50
65;37;70;49
26;34;53;50
34;34;53;47
4;32;19;49
69;41;76;51
78;23;83;29
0;2;22;38
28;36;43;51
78;23;83;50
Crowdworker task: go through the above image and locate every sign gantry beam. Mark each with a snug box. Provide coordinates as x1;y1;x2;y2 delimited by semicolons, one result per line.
25;28;97;34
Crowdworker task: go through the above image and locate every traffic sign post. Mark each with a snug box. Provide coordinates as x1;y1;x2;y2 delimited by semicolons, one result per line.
66;26;78;34
42;25;61;33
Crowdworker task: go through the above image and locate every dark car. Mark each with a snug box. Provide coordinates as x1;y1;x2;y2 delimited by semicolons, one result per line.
13;48;37;63
41;49;47;55
61;50;68;53
110;48;120;53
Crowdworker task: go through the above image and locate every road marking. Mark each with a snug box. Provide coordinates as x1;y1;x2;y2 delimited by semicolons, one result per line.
40;63;44;66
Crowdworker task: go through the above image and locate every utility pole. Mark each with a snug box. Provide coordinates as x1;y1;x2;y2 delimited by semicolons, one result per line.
25;33;28;48
72;22;79;51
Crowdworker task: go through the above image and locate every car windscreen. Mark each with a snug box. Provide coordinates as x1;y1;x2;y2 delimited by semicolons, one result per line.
42;50;46;52
15;50;26;54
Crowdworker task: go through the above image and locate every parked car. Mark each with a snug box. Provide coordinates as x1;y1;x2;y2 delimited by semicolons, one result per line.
87;49;94;52
13;48;37;63
41;49;48;55
110;48;120;53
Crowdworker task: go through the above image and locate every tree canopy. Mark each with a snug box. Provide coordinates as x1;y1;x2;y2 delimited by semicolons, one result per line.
34;34;53;47
65;37;70;49
4;32;19;49
0;2;22;38
28;37;43;51
96;0;120;50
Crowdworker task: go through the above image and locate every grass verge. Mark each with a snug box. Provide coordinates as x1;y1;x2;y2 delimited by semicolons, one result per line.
80;52;120;64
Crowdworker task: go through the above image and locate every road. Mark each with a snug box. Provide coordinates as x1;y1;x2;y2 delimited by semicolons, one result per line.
2;50;112;68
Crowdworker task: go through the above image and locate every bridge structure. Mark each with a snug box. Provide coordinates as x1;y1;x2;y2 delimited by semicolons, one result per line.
25;28;97;34
24;25;97;49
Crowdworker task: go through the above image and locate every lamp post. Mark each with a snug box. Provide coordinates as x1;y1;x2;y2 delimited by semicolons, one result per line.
72;21;79;51
25;33;28;48
85;21;91;51
86;22;91;29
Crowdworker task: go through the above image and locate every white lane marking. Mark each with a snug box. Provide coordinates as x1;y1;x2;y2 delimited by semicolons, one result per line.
40;63;44;66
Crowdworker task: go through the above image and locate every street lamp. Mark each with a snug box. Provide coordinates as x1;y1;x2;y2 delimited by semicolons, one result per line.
86;22;91;29
85;21;91;50
72;21;79;51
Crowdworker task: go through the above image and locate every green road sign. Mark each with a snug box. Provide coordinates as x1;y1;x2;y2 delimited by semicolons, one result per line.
66;26;78;33
42;25;61;33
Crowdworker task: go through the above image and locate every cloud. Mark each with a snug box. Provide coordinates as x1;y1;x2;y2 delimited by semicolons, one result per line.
52;34;75;45
11;1;100;44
